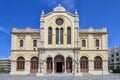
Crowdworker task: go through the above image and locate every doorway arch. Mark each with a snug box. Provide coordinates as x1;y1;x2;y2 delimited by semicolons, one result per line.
66;57;72;73
30;57;39;73
80;56;89;73
46;57;53;73
54;55;64;73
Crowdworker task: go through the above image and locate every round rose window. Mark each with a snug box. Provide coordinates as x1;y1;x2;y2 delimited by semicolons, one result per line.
56;18;64;25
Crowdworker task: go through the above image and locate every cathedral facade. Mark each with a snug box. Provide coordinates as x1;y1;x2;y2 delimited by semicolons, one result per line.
10;4;108;76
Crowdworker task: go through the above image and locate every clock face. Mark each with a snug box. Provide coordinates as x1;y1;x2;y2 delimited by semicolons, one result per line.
56;18;64;25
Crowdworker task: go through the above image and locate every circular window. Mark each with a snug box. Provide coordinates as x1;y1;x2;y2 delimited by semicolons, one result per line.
56;18;64;25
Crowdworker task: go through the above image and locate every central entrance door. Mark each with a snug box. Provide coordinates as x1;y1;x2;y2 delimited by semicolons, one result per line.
54;55;64;73
56;62;62;72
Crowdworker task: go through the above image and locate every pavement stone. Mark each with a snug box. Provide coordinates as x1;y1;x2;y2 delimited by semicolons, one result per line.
0;73;120;80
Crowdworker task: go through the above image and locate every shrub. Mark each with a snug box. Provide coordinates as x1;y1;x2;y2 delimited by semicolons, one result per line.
0;68;7;73
112;68;120;73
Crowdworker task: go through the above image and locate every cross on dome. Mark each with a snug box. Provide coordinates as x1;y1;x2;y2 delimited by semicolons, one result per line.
53;4;66;12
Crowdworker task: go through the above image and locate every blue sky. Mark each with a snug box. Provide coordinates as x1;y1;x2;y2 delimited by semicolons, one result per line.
0;0;120;59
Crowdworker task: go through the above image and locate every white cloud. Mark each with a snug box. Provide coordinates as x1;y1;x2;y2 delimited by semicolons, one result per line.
0;26;9;34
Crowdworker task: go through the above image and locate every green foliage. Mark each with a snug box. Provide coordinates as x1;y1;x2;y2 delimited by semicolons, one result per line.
0;68;7;73
112;68;120;73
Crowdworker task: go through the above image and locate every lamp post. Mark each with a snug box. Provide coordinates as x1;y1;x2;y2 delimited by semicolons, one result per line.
76;49;79;73
38;41;45;73
74;41;80;73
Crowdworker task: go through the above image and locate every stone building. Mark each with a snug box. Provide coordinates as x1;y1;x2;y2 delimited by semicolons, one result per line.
109;46;120;69
10;4;108;76
0;59;11;73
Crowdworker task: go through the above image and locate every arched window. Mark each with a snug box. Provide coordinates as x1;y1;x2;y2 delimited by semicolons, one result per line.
17;57;25;70
48;27;52;44
66;57;72;73
82;39;86;47
33;40;37;47
67;27;71;44
96;39;99;47
56;28;59;44
47;57;53;73
60;28;63;44
30;57;39;73
94;56;102;70
20;40;24;47
80;56;89;72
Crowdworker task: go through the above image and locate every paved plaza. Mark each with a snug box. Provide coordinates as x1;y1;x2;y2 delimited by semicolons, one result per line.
0;73;120;80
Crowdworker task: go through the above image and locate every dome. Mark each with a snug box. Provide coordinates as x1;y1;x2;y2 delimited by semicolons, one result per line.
53;4;66;12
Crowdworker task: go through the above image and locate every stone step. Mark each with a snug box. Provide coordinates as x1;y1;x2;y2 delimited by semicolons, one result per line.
45;73;74;76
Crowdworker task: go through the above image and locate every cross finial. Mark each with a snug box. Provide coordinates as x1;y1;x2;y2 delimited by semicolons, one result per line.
58;4;61;7
42;10;44;15
75;10;78;15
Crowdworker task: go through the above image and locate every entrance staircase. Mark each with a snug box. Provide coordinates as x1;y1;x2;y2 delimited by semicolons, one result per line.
45;73;74;76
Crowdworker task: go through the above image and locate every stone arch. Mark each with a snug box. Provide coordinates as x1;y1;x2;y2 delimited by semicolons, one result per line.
67;55;74;59
54;55;64;61
46;57;53;73
94;54;104;60
54;55;65;73
29;54;38;61
15;54;25;61
46;55;53;60
47;15;73;26
30;56;39;73
16;56;25;71
80;56;89;73
80;54;90;61
66;57;72;73
94;56;103;70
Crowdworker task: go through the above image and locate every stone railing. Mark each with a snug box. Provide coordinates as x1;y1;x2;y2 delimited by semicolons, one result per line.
80;27;107;33
12;27;39;33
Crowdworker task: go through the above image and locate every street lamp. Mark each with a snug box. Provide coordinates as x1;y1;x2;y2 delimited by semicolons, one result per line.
38;41;45;73
74;41;81;73
76;49;79;73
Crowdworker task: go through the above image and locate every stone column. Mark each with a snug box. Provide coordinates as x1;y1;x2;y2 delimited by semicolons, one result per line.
72;60;75;73
64;59;66;73
38;51;41;73
25;61;30;74
77;61;80;72
103;61;108;74
52;61;54;73
43;61;46;73
11;61;16;72
89;60;94;73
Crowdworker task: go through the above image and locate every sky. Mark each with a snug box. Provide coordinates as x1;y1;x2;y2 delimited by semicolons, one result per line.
0;0;120;59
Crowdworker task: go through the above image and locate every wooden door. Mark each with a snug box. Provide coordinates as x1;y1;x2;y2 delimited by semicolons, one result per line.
80;56;88;73
30;57;38;73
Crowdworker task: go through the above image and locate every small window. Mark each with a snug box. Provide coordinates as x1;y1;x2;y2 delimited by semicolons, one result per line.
82;39;86;47
67;27;71;44
116;53;119;56
60;28;63;44
48;27;52;44
111;55;114;57
117;66;119;69
33;40;37;47
116;58;119;61
56;28;59;44
112;59;114;62
20;40;24;47
96;39;99;47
